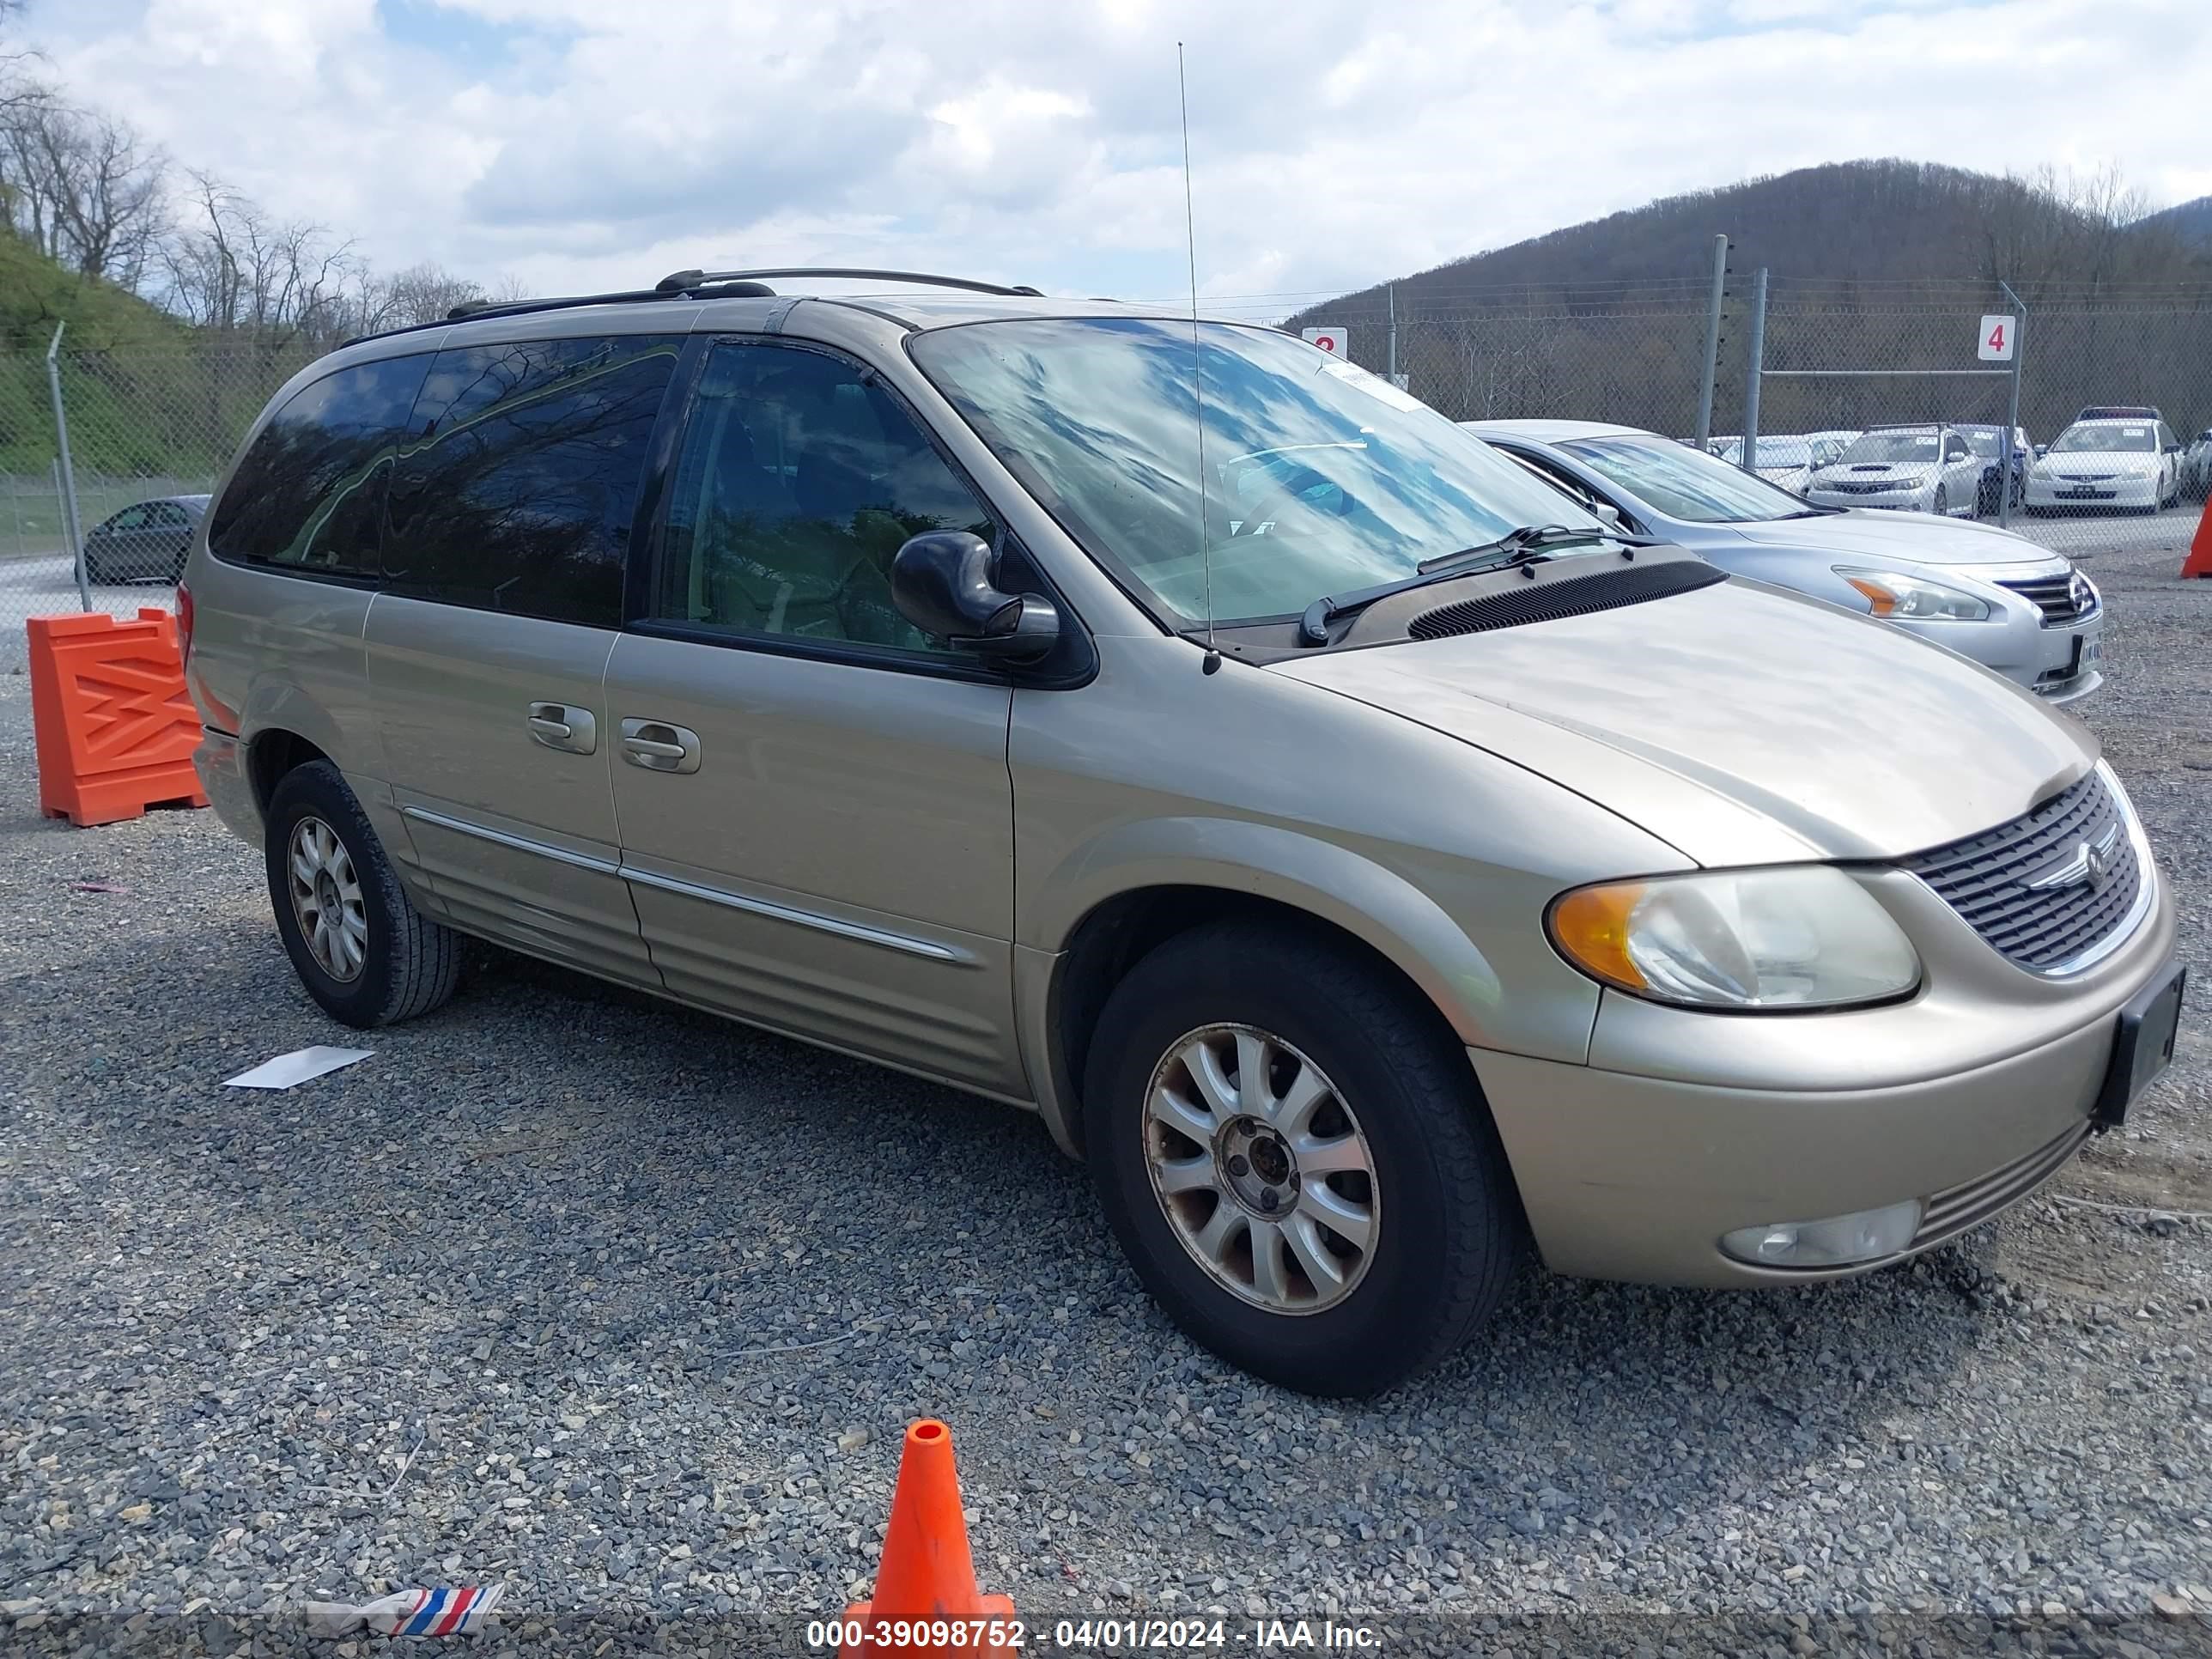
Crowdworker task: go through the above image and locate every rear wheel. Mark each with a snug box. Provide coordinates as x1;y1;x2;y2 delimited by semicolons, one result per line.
1083;921;1525;1396
264;760;459;1028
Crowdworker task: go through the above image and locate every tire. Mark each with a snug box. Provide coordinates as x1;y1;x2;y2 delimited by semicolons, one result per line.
264;759;459;1029
1082;920;1525;1397
1933;484;1949;517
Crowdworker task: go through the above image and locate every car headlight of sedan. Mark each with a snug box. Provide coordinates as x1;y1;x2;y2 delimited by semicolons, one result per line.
1547;866;1921;1012
1832;567;1992;621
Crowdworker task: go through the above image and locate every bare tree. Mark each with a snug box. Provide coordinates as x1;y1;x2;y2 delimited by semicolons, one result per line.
158;169;366;351
0;88;167;283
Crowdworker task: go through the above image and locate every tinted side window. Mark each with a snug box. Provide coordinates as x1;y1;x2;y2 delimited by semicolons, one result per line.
651;341;993;654
209;354;431;575
386;336;681;627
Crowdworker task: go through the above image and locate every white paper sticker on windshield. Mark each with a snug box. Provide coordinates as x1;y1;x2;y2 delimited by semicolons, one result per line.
1319;357;1428;414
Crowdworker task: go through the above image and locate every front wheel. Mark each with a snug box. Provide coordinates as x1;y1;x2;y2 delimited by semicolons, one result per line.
1932;483;1949;517
1083;921;1526;1396
264;759;459;1028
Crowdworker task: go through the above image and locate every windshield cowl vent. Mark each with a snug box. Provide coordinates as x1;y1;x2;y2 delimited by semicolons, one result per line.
1407;560;1727;642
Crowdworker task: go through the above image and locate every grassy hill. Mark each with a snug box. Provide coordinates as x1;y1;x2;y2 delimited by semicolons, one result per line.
0;231;185;354
0;232;263;479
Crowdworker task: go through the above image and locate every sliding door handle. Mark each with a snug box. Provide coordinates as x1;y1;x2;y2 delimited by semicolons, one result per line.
620;718;702;774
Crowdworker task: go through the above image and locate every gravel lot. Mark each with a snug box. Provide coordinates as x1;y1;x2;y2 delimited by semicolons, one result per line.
3;531;2210;1656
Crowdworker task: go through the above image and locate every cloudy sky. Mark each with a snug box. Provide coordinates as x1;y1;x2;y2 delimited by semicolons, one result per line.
22;0;2212;314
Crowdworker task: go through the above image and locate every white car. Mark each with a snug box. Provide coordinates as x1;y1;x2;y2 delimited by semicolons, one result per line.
1802;425;1984;517
1715;430;1859;495
2026;417;2184;514
2183;428;2212;501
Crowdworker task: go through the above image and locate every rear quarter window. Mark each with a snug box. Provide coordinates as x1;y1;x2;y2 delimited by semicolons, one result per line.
383;335;683;627
208;354;434;576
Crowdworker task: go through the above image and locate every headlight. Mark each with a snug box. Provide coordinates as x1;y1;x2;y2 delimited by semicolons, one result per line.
1832;567;1991;621
1547;866;1921;1011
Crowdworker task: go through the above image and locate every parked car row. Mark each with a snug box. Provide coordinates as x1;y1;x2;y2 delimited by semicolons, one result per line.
174;276;2183;1397
1711;407;2203;521
1468;420;2102;702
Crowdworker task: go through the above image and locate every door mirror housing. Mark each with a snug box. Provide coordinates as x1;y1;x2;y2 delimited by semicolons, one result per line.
891;532;1060;663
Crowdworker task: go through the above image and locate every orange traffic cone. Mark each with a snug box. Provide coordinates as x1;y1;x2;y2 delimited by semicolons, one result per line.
842;1421;1018;1657
2184;495;2212;579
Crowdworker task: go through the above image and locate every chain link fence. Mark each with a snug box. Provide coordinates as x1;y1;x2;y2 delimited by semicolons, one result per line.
1;343;308;668
4;290;2209;667
1374;289;2212;563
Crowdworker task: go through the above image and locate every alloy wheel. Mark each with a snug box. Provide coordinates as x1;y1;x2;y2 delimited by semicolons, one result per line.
287;816;368;982
1142;1024;1378;1316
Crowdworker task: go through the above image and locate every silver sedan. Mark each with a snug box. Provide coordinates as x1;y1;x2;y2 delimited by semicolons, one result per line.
1461;419;2103;704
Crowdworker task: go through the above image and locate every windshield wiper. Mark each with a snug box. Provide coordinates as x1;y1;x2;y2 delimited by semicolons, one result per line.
1296;525;1642;646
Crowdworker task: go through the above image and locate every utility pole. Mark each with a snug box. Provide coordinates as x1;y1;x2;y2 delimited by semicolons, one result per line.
1741;267;1768;474
1386;284;1399;386
1694;234;1729;450
1998;280;2026;532
46;322;88;611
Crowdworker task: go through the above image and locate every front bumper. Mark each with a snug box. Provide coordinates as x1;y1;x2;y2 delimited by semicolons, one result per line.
2026;473;2160;509
1476;861;2176;1287
1885;561;2101;703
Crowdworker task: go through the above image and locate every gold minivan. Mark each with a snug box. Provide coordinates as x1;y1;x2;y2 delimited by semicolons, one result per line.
182;271;2185;1396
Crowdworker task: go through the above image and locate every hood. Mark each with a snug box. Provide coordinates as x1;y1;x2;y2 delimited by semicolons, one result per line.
1825;461;1932;478
1718;509;2061;568
1276;576;2094;868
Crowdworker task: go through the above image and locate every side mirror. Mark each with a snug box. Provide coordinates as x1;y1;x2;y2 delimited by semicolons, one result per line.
891;532;1060;663
1591;502;1624;530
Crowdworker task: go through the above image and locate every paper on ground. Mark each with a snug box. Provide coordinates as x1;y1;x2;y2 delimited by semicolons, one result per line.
224;1046;374;1089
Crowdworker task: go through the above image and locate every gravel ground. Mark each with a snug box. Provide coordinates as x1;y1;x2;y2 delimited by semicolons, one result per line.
3;532;2211;1657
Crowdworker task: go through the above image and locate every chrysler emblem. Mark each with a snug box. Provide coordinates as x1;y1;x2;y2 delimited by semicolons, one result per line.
2025;822;2124;894
2082;838;2113;893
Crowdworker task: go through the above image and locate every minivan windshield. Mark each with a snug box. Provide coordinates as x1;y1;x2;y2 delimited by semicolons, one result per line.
2051;424;2156;453
1838;431;1941;464
1554;434;1811;524
908;318;1603;624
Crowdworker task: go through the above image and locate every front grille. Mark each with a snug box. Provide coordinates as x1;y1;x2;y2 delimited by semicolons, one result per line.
1827;480;1905;494
1913;1121;2092;1248
1996;571;2096;625
1899;770;2142;974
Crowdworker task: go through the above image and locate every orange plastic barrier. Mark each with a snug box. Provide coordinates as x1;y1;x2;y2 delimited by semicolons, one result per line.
2185;495;2212;580
27;609;207;828
842;1420;1018;1657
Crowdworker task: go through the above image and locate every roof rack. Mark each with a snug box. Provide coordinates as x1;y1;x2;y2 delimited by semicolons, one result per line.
338;281;777;349
339;268;1043;350
655;267;1043;298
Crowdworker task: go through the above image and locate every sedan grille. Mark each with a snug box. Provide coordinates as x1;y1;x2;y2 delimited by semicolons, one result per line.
1899;770;2142;974
1996;571;2097;625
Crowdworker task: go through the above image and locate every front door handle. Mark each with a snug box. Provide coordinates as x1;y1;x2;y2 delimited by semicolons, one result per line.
620;718;702;775
527;702;597;755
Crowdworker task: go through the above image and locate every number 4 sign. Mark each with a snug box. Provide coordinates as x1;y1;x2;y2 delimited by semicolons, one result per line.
1978;314;2016;362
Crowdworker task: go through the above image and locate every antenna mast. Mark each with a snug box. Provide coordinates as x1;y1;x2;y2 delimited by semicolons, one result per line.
1177;43;1219;665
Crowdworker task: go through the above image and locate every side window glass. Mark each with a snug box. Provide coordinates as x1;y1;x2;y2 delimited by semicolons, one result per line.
208;355;432;574
386;336;683;627
109;506;151;531
651;343;994;655
1500;449;1602;515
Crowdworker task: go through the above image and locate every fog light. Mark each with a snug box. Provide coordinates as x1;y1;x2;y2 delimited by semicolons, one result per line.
1720;1200;1923;1268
